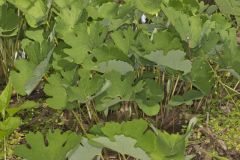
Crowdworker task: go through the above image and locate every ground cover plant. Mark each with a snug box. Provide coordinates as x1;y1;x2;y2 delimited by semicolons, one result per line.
0;0;240;159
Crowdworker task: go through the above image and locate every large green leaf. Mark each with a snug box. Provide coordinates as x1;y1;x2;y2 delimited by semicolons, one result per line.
111;28;135;54
7;0;47;28
218;28;240;76
93;135;151;160
60;24;90;64
190;58;214;95
0;5;19;36
137;31;183;53
136;79;164;116
98;2;118;19
93;46;129;63
44;74;68;109
55;0;88;36
100;119;148;140
10;60;35;95
25;47;54;95
68;75;104;103
95;71;142;111
68;138;102;160
215;0;240;17
145;50;192;74
135;0;162;15
161;6;190;42
162;6;215;48
10;40;54;95
91;119;193;160
150;131;186;160
169;90;203;106
97;60;134;75
15;130;81;160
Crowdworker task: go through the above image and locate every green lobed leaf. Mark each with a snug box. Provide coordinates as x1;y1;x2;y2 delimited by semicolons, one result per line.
44;74;68;109
161;5;190;42
91;119;192;160
0;117;21;141
215;0;240;17
14;130;81;160
10;40;54;95
95;71;141;111
145;50;192;74
68;74;105;103
68;138;102;160
97;60;134;75
55;0;88;36
111;28;135;54
169;90;203;106
10;60;35;95
136;79;164;116
190;58;214;95
7;0;47;28
98;2;118;19
0;5;19;36
25;47;54;95
92;135;151;160
135;0;162;15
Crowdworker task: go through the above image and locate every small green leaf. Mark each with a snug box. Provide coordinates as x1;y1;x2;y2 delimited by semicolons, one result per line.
0;82;12;116
0;117;21;141
25;47;54;95
6;101;38;117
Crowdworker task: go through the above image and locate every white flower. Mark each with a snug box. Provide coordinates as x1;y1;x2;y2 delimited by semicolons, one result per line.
141;14;147;24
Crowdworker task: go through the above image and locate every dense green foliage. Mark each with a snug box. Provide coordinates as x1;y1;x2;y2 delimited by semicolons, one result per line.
0;0;240;159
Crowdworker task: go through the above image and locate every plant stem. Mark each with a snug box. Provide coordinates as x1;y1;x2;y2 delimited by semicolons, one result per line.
3;136;6;160
171;75;180;97
71;110;87;135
